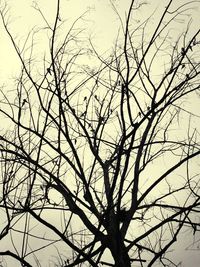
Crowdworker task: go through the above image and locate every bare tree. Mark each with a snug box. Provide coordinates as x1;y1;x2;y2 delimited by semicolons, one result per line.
0;0;200;266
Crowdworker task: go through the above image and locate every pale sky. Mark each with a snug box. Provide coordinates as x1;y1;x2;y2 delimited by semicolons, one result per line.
1;0;199;79
0;1;200;266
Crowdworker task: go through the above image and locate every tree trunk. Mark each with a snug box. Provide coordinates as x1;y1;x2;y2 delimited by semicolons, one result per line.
110;240;131;267
113;250;131;267
108;223;131;267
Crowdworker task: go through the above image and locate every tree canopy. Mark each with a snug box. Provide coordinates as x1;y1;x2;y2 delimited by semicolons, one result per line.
0;0;200;266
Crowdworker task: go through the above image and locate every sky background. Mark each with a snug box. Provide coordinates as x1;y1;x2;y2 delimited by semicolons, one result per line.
0;0;200;266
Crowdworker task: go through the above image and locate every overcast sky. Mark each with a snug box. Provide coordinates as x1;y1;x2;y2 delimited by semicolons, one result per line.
0;1;200;266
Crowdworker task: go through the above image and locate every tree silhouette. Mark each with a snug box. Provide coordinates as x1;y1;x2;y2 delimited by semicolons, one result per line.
0;0;200;266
